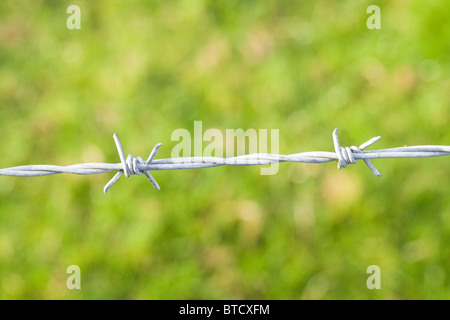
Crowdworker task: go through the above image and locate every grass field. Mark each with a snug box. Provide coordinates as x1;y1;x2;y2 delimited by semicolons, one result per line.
0;0;449;299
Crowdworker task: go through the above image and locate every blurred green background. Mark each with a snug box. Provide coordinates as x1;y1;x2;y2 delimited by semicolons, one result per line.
0;0;449;299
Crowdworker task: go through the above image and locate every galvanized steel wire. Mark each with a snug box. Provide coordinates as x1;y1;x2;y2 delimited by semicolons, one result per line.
0;129;449;194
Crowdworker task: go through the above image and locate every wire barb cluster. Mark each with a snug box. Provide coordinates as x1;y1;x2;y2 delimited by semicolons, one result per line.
103;134;162;194
0;128;449;194
332;129;382;176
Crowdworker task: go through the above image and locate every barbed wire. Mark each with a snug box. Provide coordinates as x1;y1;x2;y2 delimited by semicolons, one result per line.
0;128;449;194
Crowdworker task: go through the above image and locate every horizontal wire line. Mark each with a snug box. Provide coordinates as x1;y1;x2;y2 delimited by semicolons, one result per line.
0;129;448;193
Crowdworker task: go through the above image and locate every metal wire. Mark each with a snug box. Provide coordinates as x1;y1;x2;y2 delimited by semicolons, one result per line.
0;129;449;194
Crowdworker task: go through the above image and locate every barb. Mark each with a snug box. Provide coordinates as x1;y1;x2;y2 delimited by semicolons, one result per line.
332;129;382;176
0;129;449;194
103;134;162;194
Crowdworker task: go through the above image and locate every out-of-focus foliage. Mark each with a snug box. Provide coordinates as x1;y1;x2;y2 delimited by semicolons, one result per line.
0;0;449;299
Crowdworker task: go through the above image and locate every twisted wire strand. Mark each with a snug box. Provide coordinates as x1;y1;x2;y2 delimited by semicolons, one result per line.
0;129;449;194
